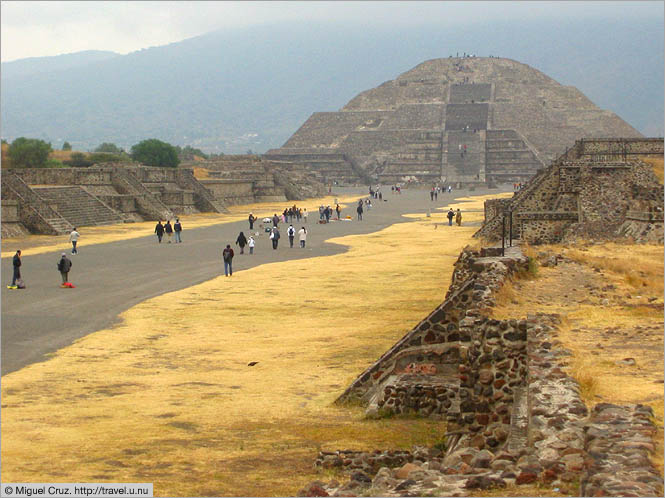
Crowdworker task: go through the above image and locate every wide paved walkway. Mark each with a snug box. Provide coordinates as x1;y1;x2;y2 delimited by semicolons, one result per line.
1;186;500;374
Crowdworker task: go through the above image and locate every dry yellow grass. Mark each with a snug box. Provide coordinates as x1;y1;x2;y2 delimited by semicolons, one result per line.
1;197;488;496
642;157;664;185
1;193;364;259
492;241;664;476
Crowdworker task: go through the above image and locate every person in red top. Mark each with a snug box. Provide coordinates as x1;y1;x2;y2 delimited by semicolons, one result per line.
222;245;234;276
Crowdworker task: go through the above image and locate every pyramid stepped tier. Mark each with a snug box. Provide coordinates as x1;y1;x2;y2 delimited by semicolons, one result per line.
449;83;491;103
485;130;543;182
267;57;642;186
32;186;127;227
446;131;485;181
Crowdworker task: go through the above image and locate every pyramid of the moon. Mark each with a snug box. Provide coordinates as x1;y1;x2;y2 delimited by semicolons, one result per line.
265;57;643;185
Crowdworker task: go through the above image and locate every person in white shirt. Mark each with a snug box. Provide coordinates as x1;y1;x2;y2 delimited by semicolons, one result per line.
298;227;307;248
69;228;80;254
287;225;296;248
248;236;255;255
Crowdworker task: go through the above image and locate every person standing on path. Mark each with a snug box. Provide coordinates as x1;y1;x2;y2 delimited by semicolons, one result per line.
57;253;72;286
303;208;308;223
447;208;455;226
249;213;256;230
155;221;165;243
298;227;307;248
456;209;462;226
236;231;248;254
430;189;434;201
10;250;21;288
69;228;80;254
270;226;280;249
222;245;234;276
248;235;255;255
357;203;363;221
287;224;296;248
272;213;280;227
164;220;174;243
174;218;183;243
335;204;341;219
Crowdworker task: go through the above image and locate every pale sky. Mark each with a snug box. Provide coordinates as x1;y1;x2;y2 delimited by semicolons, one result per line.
1;1;662;62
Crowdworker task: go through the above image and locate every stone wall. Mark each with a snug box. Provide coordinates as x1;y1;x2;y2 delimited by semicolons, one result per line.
475;138;664;244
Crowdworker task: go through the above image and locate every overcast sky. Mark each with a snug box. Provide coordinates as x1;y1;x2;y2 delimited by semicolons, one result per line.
1;1;662;62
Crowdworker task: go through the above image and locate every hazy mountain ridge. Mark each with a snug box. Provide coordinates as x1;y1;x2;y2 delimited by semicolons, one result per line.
1;19;662;153
1;50;120;79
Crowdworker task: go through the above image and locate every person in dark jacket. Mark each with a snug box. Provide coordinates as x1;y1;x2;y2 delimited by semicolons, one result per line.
236;231;248;254
155;221;165;243
447;208;455;226
287;225;296;248
164;220;174;243
335;204;341;219
270;226;280;249
222;245;234;276
248;213;256;230
10;250;21;288
174;218;183;243
356;204;363;221
58;253;72;286
272;214;280;227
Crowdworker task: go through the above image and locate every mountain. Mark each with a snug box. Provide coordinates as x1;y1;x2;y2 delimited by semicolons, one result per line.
1;19;662;153
1;50;119;79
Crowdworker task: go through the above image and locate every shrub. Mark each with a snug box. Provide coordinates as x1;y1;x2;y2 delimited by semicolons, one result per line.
88;152;125;164
130;139;180;167
8;137;52;168
63;152;93;167
62;141;72;151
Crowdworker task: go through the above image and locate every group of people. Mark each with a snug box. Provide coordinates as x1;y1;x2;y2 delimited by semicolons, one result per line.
429;185;454;201
447;208;463;226
154;219;183;243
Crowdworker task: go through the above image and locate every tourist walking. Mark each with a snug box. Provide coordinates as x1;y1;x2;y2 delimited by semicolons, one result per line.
222;244;234;276
9;250;21;289
69;228;80;254
357;203;363;221
155;221;165;243
174;218;183;243
298;227;307;248
248;213;256;230
324;206;331;223
456;209;462;226
248;235;255;254
272;213;280;227
236;231;248;254
335;204;341;219
287;224;296;248
164;220;174;243
430;189;434;201
58;253;72;286
270;226;280;249
447;208;455;226
303;208;308;223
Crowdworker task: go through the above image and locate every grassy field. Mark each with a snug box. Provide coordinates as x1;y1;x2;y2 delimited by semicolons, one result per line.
1;194;500;496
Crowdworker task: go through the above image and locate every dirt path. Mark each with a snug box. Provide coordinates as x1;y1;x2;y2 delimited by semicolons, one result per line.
1;186;509;375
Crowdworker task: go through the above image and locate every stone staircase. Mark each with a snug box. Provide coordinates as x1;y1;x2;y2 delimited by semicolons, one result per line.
1;172;73;235
110;167;174;220
32;186;126;227
485;130;543;181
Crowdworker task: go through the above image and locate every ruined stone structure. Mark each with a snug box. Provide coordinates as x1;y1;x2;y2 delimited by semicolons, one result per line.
180;155;325;205
475;138;664;244
300;244;662;497
1;157;325;237
268;57;642;186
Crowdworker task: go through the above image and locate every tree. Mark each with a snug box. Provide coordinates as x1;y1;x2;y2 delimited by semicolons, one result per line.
62;141;72;151
94;142;124;154
130;139;180;167
177;145;208;160
88;152;124;164
8;137;52;168
63;152;93;167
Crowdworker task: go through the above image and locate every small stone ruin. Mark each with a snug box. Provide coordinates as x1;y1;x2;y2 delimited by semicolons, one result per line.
475;138;664;244
298;244;663;497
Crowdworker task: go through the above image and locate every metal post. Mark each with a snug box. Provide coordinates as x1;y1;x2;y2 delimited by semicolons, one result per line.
509;210;513;247
501;215;506;256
